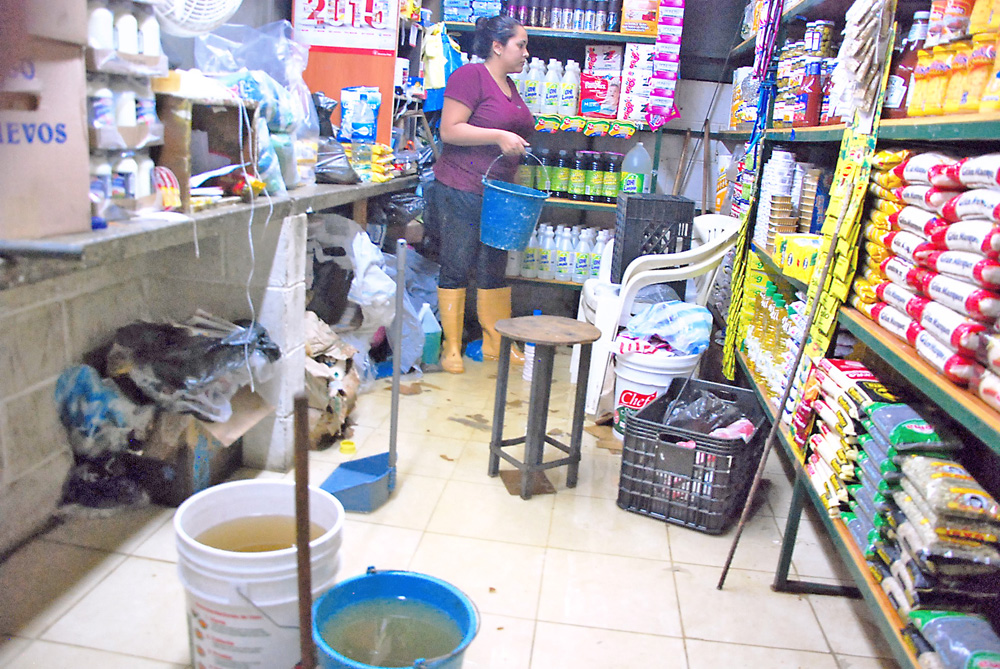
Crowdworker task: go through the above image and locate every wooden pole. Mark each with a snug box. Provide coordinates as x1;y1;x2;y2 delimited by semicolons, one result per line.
673;130;691;196
703;120;712;213
294;394;315;669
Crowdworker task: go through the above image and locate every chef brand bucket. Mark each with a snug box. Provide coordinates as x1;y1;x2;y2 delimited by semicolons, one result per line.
480;154;549;251
313;569;479;669
174;480;345;669
613;348;701;438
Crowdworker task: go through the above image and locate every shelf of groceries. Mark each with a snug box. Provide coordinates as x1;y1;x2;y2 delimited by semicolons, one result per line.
444;21;657;44
735;350;922;669
716;114;1000;145
730;0;858;59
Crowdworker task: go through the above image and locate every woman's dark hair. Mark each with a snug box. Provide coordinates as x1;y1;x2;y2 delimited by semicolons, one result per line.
472;15;522;59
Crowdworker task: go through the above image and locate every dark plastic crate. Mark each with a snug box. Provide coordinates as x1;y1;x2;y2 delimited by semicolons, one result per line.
611;193;695;284
617;378;769;534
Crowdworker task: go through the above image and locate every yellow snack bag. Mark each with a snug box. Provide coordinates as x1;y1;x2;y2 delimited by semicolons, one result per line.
535;115;562;132
869;182;902;203
864;241;893;264
871;149;913;170
872;198;904;215
871;169;904;190
852;277;879;303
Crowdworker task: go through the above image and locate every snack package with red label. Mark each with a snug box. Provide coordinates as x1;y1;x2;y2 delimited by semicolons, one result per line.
915;331;984;386
912;300;986;357
876;281;931;320
871;303;924;345
916;250;1000;288
892;152;959;186
930;219;1000;258
896;185;965;213
977;368;1000;412
890;206;950;239
884;230;926;262
913;269;1000;320
881;256;926;290
957;153;1000;191
940;188;1000;223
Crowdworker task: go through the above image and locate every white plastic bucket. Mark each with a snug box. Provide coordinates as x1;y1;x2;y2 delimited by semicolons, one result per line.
174;480;346;669
613;348;701;438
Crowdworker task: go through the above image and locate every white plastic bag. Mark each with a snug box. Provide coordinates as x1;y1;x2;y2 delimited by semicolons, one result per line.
625;300;712;355
348;231;397;334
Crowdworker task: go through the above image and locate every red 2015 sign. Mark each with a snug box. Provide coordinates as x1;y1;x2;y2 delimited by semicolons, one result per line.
295;0;398;55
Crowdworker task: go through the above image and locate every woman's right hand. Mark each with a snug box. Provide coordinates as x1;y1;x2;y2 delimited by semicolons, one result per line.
496;131;529;157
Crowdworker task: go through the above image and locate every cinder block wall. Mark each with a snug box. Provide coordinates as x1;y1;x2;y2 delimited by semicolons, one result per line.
0;212;307;554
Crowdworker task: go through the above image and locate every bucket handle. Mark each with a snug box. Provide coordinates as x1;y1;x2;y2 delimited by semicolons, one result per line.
360;567;482;669
484;150;551;194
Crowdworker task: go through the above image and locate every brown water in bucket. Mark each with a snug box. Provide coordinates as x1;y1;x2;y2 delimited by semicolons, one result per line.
195;515;325;552
319;597;463;667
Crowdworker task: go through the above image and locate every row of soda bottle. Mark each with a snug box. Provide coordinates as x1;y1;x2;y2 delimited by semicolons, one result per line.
520;142;655;200
505;224;613;282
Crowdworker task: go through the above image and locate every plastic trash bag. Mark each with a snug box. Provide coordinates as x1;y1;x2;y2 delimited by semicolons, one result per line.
386;248;440;316
664;388;747;434
104;312;281;423
313;91;339;137
316;137;360;184
626;300;712;355
55;365;156;459
383;255;428;373
254;116;287;195
383;193;425;226
347;231;398;337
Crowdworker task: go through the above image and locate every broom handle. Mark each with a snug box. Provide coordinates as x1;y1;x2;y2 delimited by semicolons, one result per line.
294;394;315;669
391;239;406;471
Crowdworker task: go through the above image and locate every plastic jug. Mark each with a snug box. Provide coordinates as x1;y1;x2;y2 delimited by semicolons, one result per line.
524;58;545;114
137;5;161;57
88;0;115;50
621;142;653;194
555;226;574;279
522;227;539;278
113;5;139;54
542;60;562;114
558;60;581;116
572;231;592;283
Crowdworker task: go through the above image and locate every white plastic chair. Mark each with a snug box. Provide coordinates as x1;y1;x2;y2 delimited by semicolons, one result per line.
571;214;740;415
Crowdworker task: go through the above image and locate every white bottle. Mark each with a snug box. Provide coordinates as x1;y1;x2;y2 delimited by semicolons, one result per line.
538;227;556;280
590;230;609;277
88;0;115;50
542;60;562;115
113;4;139;54
137;6;161;57
87;74;115;128
558;61;581;116
113;78;137;127
621;141;654;194
515;62;529;98
90;152;112;199
524;58;545;114
112;152;138;199
134;77;157;126
506;250;523;277
136;151;155;198
573;233;592;283
522;228;539;278
555;227;574;279
352;94;376;143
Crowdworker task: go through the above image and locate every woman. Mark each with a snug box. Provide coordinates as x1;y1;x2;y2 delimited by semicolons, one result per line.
430;15;534;374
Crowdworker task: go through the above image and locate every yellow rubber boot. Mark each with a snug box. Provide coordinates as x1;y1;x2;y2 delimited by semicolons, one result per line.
437;288;466;374
477;287;525;365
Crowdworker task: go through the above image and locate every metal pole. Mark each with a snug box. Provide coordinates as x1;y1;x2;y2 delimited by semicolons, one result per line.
717;195;852;590
390;238;406;473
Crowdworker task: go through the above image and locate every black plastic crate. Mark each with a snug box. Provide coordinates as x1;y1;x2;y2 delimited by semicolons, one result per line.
617;378;769;534
611;193;695;284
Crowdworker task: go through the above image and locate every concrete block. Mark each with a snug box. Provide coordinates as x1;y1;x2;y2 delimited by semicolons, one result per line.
257;284;306;355
0;258;142;318
242;411;295;472
272;213;307;289
0;302;67;400
251;345;306;419
144;235;225;283
221;215;290;288
1;381;71;482
144;278;260;324
0;450;73;555
65;280;152;361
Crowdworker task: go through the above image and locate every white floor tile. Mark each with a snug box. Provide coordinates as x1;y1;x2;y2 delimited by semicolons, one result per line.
462;612;535;669
547;495;670;560
685;639;839;669
531;621;688;669
337;519;422;578
344;473;447;530
808;593;897;658
7;640;185;668
426;479;554;547
667;510;783;573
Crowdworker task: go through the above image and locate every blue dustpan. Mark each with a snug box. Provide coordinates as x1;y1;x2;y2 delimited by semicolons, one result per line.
320;240;405;513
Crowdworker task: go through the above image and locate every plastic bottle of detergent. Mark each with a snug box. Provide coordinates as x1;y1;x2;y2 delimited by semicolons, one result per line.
506;249;523;277
90;152;112;200
558;60;581;116
113;3;139;54
590;229;610;277
572;231;592;283
524;58;545;114
620;141;654;194
87;73;115;128
521;227;539;278
134;77;157;126
88;0;115;50
136;151;155;198
555;226;574;279
137;4;161;56
538;225;556;279
112;152;137;199
541;59;562;115
112;78;136;127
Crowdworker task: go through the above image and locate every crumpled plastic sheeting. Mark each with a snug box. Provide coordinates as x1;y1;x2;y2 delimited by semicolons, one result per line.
54;365;155;460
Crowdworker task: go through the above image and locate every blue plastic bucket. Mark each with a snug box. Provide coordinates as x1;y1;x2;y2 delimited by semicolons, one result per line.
313;569;479;669
480;154;549;252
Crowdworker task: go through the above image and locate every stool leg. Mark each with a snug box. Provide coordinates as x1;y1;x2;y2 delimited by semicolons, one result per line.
522;344;555;499
567;343;592;488
488;336;512;477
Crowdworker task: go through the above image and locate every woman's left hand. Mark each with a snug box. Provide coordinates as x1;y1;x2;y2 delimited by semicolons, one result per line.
496;130;529;157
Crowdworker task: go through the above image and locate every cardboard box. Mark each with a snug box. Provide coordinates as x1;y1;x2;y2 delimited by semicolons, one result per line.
0;37;90;240
621;0;659;35
121;387;273;506
580;73;620;119
26;0;87;45
584;45;623;74
624;43;656;71
617;93;649;122
156;93;259;214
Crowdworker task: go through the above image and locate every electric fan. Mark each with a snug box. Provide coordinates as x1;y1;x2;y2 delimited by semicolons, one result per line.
154;0;244;37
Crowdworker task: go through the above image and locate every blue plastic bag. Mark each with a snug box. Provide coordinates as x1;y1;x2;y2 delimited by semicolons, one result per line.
625;301;712;355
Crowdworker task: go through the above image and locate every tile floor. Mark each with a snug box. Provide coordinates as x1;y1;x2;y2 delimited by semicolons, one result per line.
0;353;900;668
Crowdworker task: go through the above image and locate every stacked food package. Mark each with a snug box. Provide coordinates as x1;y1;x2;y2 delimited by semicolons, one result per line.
787;358;1000;665
850;149;1000;415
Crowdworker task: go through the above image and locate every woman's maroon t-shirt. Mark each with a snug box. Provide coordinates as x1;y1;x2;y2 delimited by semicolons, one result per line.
433;63;535;195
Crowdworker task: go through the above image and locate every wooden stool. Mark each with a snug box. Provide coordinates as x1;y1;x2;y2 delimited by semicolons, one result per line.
488;316;602;499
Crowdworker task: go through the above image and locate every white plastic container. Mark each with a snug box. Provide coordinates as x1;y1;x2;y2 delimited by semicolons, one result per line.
541;60;562;115
114;4;139;54
112;152;137;198
524;58;545;114
174;480;345;669
134;77;157;126
621;142;654;194
137;6;161;57
558;60;581;116
555;226;574;279
612;348;702;437
88;0;115;50
136;151;155;198
521;227;539;278
113;79;137;127
87;74;115;128
90;152;112;199
506;250;523;277
538;226;556;280
573;232;592;283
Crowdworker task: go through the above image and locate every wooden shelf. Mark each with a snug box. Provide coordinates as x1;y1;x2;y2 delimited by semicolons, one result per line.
735;351;920;669
508;275;584;288
837;307;1000;452
444;22;655;44
729;0;853;60
767;124;848;143
757;114;1000;144
752;245;808;292
545;196;617;212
